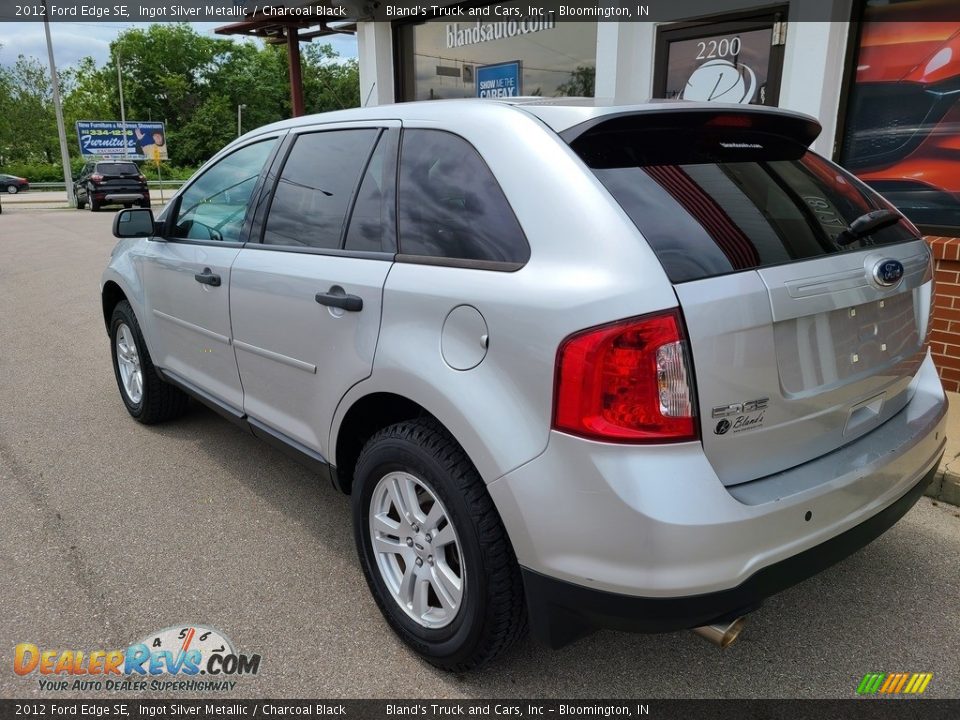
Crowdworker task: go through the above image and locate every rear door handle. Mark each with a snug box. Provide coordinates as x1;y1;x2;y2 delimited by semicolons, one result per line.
194;268;221;287
315;286;363;312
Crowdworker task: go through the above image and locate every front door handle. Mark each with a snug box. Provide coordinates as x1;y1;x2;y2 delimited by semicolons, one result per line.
194;268;221;287
315;286;363;312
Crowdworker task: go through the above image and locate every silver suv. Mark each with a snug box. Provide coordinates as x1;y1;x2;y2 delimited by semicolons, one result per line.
102;99;947;669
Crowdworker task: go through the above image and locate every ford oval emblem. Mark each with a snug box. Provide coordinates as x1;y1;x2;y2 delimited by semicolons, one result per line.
873;259;904;287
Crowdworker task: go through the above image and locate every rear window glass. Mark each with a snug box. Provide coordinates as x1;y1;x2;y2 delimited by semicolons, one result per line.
97;162;139;176
574;125;919;283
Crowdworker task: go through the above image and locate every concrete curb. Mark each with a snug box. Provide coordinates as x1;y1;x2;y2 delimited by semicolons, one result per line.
928;390;960;507
928;460;960;507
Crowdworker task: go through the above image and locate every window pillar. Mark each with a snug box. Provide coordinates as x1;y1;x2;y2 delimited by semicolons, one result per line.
358;21;396;106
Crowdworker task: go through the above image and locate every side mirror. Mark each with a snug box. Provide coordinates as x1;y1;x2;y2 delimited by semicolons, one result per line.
112;208;157;239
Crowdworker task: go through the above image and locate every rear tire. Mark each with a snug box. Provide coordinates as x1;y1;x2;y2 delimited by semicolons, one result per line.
352;418;526;671
109;300;189;424
6;185;18;194
88;186;100;212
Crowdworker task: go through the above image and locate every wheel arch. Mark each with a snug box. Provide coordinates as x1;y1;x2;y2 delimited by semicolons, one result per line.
101;280;128;334
331;391;448;495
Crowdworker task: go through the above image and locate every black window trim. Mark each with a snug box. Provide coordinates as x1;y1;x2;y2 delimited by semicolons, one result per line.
156;133;286;247
395;127;531;273
394;254;525;272
251;123;400;261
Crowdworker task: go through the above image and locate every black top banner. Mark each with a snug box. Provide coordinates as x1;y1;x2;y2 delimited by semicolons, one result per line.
4;0;960;23
0;700;959;720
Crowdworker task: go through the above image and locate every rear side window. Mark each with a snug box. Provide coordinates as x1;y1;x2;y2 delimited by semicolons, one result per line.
264;129;378;250
573;117;919;283
397;129;529;267
344;130;398;254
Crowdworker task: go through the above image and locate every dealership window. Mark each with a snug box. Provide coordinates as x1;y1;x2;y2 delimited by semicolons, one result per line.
839;0;960;234
653;8;787;106
395;9;597;101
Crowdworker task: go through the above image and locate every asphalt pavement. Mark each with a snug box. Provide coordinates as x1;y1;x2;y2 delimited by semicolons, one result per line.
1;208;959;699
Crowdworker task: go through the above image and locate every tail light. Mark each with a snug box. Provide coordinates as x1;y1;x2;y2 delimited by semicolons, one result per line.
89;174;103;183
553;309;697;443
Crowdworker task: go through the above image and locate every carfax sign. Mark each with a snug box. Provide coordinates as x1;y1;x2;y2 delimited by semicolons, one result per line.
76;120;168;161
476;61;522;98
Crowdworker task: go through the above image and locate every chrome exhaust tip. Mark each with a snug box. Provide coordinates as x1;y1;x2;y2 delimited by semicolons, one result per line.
691;617;746;648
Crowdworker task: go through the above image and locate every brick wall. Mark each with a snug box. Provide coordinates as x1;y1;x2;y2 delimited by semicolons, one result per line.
928;236;960;392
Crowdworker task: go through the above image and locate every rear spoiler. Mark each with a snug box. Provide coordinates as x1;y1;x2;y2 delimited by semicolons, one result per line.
561;107;823;167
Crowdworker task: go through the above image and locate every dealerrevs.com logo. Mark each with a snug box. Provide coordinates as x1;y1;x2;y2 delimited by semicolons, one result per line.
14;624;261;692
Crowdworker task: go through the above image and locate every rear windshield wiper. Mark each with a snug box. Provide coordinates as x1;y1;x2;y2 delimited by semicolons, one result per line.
836;209;903;246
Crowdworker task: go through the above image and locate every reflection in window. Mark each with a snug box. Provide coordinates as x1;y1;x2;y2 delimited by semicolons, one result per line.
264;130;378;249
344;133;396;253
173;139;276;243
398;130;529;264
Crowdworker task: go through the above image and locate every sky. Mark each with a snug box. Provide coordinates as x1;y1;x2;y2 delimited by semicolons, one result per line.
0;21;358;69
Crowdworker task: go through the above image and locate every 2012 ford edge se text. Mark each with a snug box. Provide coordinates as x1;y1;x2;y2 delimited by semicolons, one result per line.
100;98;948;670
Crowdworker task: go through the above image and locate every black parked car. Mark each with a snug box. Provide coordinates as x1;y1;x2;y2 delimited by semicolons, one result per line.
74;160;150;211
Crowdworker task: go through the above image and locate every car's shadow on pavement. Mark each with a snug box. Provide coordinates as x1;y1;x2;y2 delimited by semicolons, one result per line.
142;401;957;699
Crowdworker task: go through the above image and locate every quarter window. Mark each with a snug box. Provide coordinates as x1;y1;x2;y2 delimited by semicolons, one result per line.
264;129;378;250
172;139;277;243
397;130;529;266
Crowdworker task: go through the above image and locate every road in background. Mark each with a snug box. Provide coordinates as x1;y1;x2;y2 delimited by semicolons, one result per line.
1;190;172;211
1;210;958;699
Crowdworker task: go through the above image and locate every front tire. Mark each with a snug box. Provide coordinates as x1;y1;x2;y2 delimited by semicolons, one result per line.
75;192;86;210
353;419;526;671
109;300;189;424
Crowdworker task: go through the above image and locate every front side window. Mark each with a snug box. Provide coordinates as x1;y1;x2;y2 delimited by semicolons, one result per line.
263;129;378;250
171;139;277;243
397;130;529;266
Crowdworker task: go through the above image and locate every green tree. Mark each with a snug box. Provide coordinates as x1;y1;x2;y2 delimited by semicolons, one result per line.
302;43;360;113
0;52;71;163
1;25;361;170
556;65;596;97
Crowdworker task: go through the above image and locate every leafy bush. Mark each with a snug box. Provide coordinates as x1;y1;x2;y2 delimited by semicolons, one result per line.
0;161;197;184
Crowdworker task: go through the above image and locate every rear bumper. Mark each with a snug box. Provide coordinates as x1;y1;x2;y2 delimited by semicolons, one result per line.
489;353;947;647
101;192;149;203
520;461;938;647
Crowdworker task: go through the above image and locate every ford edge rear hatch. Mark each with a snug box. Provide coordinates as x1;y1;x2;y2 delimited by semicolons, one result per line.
566;109;932;486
